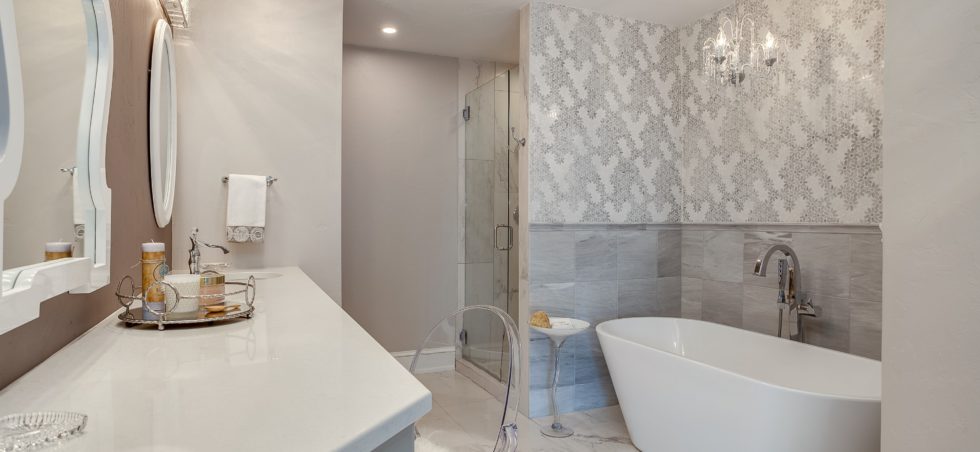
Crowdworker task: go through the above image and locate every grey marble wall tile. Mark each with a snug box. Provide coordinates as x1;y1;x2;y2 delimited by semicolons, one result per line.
464;82;494;161
574;377;618;412
617;230;659;280
529;283;575;319
464;160;494;263
792;233;851;298
529;231;575;283
463;263;494;355
850;234;883;303
618;279;659;318
681;277;703;319
530;384;576;418
682;230;704;278
702;281;743;327
803;294;851;353
574;281;619;326
656;276;682;317
657;230;682;277
573;280;618;385
849;301;882;360
529;335;575;390
703;230;744;283
743;231;793;288
742;285;782;336
575;231;618;281
574;332;609;385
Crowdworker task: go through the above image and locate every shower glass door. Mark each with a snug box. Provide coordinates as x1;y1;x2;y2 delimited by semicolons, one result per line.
461;69;518;381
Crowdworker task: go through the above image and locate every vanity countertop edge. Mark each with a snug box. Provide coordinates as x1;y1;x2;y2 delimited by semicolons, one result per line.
0;266;432;451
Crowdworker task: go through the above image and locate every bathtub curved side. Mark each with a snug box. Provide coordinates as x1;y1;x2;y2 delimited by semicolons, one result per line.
597;319;880;452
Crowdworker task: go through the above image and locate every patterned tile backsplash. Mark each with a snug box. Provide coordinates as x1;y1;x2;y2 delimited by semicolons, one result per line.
528;0;885;224
528;223;883;417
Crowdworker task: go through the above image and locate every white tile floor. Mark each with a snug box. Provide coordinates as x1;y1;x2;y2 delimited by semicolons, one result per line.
415;371;639;452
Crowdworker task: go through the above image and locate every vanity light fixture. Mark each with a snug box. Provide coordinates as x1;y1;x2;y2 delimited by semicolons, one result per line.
381;26;398;35
158;0;190;28
702;1;778;86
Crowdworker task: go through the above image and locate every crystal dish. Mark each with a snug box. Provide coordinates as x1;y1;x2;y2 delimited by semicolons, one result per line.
0;412;87;451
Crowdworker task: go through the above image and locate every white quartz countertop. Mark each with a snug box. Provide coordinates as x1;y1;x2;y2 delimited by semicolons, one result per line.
0;267;431;451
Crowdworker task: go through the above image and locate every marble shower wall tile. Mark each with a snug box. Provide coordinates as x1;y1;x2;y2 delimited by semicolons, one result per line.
678;225;882;357
528;226;683;415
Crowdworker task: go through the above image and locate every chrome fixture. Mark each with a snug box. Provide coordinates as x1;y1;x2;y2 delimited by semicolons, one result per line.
221;175;278;186
188;228;229;275
59;166;77;175
158;0;189;29
702;0;779;86
754;244;819;342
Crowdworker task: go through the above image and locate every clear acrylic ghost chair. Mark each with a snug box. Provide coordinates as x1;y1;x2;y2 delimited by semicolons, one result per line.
409;305;523;452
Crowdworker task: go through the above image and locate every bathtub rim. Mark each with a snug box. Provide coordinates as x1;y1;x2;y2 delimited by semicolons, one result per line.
596;317;881;403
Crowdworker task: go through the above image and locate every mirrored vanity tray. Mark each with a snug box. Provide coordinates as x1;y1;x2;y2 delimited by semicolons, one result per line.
115;275;256;330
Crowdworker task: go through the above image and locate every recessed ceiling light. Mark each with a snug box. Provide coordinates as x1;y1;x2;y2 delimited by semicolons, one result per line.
381;26;397;34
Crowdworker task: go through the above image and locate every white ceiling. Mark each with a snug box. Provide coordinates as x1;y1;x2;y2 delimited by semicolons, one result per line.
344;0;733;63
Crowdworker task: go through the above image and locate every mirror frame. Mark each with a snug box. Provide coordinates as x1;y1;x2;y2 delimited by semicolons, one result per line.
0;0;114;334
149;19;175;228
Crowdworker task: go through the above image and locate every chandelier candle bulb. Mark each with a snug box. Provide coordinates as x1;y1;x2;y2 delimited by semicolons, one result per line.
43;242;73;261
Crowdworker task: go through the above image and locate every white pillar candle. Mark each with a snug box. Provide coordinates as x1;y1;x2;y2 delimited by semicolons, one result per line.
141;242;166;253
45;242;72;253
44;242;73;261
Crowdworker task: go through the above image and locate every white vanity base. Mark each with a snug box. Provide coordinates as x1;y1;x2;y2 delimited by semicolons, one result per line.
0;267;430;451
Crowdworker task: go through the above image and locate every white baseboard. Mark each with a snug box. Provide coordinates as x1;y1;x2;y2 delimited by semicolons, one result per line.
392;346;456;374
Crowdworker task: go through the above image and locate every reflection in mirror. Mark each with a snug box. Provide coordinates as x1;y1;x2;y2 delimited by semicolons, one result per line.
2;0;90;288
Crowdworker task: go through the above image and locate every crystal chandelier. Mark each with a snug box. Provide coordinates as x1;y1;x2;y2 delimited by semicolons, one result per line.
702;3;778;86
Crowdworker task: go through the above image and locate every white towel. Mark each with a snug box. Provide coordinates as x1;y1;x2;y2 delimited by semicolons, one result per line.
225;174;267;243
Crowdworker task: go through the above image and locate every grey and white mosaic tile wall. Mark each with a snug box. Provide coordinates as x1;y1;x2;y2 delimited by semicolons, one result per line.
677;0;885;223
528;225;682;417
527;0;885;224
527;2;683;224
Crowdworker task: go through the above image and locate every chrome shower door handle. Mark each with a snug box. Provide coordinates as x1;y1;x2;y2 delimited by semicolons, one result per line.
494;224;513;251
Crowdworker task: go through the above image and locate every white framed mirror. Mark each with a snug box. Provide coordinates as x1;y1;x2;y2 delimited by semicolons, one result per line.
149;19;176;228
0;0;113;334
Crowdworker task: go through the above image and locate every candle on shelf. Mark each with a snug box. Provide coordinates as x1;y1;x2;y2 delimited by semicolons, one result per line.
141;242;167;317
44;242;73;261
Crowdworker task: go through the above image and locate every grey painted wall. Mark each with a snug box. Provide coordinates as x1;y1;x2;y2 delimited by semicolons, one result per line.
342;46;460;352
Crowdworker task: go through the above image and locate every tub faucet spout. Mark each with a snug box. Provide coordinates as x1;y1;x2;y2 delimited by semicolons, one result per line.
754;244;818;342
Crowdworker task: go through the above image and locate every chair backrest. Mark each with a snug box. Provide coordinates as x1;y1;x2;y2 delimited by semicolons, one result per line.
409;305;522;452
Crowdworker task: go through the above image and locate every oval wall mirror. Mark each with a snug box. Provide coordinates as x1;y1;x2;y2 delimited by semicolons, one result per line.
149;19;176;228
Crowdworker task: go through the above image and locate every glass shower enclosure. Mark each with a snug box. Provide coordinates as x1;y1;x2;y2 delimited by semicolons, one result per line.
461;69;521;382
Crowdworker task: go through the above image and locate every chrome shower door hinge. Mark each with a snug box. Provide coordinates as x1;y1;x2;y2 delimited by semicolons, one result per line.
462;106;471;121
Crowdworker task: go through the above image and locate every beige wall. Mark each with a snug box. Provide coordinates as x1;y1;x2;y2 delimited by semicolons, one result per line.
882;0;980;449
342;46;459;352
0;0;172;389
172;0;344;301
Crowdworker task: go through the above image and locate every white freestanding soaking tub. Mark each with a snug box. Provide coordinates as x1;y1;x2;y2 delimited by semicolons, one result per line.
597;317;881;452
